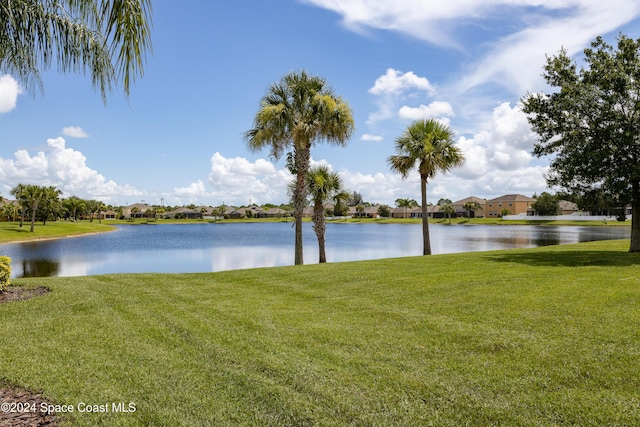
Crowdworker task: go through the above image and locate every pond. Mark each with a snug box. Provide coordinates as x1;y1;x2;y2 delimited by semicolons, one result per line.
0;222;631;277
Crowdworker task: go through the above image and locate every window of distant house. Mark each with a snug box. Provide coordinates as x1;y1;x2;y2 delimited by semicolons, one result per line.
498;202;502;206
509;203;512;206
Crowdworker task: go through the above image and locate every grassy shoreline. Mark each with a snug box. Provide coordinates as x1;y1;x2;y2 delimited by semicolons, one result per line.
1;239;639;425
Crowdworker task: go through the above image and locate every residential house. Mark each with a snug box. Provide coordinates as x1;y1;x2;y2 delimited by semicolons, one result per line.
229;205;262;219
486;194;536;217
425;205;441;218
101;210;118;220
302;203;335;218
558;200;579;215
122;203;150;219
452;196;487;218
391;205;441;218
165;207;202;219
349;205;381;218
257;208;287;218
195;206;214;216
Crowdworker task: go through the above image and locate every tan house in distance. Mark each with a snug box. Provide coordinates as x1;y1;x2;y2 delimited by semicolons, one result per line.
486;194;536;217
452;196;487;218
122;203;151;219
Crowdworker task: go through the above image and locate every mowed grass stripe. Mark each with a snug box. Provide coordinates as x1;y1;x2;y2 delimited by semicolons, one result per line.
1;239;639;426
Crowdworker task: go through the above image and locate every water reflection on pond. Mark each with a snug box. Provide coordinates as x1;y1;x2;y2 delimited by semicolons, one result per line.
0;222;630;277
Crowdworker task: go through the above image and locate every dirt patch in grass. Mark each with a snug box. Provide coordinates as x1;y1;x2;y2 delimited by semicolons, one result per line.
1;288;58;425
0;384;59;426
0;287;50;304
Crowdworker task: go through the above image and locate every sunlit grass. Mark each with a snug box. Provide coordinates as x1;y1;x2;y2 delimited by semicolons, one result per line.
1;239;639;425
0;221;116;244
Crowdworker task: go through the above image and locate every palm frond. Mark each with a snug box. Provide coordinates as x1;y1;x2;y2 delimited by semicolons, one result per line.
0;0;152;100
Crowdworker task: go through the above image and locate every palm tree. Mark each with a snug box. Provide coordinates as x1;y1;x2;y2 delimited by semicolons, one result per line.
245;70;354;265
1;202;20;222
332;190;350;218
388;119;465;255
10;183;26;227
463;200;483;219
440;202;455;224
0;0;153;101
85;200;102;222
130;206;140;220
64;196;86;221
395;198;419;219
40;186;62;225
306;165;344;263
95;202;107;223
12;184;45;232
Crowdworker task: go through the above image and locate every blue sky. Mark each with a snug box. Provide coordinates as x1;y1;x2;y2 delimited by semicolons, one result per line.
1;0;640;207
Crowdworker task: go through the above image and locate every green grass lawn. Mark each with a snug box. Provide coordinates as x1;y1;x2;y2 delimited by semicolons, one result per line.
1;240;639;426
0;221;116;244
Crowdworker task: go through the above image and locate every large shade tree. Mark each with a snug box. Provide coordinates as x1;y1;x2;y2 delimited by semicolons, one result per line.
521;34;640;252
388;119;464;255
245;70;354;265
0;0;153;100
306;165;344;263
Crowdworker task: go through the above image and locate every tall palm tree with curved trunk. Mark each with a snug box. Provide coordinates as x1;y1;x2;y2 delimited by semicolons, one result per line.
388;119;465;255
0;0;153;101
245;70;354;265
306;165;344;263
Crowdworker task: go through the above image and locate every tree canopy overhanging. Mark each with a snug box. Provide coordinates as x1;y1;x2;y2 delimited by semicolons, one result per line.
0;0;153;101
521;34;640;252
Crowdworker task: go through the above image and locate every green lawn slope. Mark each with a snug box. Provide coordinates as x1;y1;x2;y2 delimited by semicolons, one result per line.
1;240;639;426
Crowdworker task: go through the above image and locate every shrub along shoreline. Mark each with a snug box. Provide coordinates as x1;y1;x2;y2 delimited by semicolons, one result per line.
0;239;638;426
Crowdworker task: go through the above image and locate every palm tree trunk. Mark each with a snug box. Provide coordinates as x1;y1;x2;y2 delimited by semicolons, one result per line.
420;174;431;255
30;204;37;232
312;201;327;263
293;146;311;265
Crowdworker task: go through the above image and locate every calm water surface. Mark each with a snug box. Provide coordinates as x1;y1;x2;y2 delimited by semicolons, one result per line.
0;222;630;277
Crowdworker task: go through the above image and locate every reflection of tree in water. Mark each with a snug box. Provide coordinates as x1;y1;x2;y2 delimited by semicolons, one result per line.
22;259;59;277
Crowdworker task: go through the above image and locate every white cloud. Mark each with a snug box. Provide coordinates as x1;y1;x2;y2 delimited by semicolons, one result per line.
368;68;434;96
367;68;444;124
0;137;143;202
174;180;207;198
0;75;22;114
62;126;89;138
398;101;454;121
342;101;550;205
206;152;293;205
361;133;383;142
303;0;640;95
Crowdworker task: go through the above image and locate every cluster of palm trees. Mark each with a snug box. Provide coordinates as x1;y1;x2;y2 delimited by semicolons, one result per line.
246;71;465;264
3;184;109;232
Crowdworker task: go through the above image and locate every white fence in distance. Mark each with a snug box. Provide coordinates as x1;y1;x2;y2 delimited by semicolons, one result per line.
502;214;630;222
